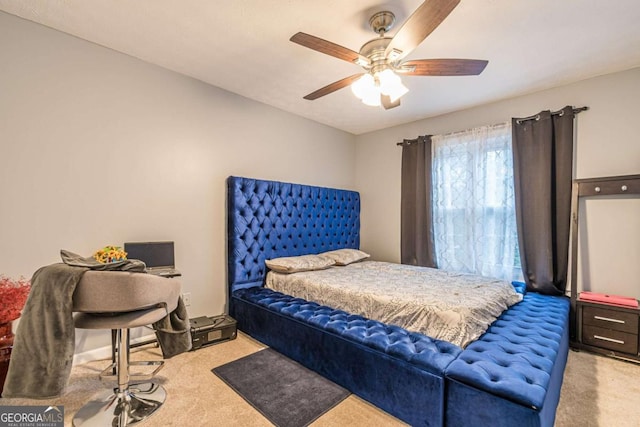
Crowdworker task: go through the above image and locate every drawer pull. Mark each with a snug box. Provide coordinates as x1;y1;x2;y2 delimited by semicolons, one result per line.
593;335;625;345
594;315;625;324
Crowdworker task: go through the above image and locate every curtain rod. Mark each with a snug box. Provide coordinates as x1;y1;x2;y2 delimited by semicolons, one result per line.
514;106;588;124
396;106;589;145
396;135;431;147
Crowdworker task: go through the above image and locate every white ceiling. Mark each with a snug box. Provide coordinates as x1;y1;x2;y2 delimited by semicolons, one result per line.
2;0;640;135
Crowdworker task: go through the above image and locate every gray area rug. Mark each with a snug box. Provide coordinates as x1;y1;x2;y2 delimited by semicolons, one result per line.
212;348;350;427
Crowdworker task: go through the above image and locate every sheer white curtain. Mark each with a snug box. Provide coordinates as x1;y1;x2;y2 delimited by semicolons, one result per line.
432;122;522;282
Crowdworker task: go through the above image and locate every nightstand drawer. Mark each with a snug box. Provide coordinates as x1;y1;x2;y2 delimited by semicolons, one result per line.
583;306;639;334
582;325;638;354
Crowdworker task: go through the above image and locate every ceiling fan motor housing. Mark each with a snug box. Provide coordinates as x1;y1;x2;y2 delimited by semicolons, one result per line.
360;37;394;73
369;11;396;35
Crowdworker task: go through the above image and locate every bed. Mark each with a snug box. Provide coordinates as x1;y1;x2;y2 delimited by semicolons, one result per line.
265;259;523;348
227;176;570;427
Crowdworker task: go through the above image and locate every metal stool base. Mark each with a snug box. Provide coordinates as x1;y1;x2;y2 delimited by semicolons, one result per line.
72;382;166;427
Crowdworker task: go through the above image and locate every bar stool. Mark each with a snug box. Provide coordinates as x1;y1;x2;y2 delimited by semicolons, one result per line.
71;271;182;427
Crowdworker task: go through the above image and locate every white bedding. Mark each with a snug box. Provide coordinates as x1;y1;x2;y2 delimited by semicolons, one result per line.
265;261;523;347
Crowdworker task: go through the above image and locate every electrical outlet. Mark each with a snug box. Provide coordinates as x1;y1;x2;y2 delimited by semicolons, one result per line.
182;292;191;306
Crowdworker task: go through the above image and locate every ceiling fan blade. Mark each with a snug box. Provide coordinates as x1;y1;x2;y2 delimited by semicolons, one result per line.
381;94;401;110
398;59;488;76
385;0;460;62
303;73;364;100
291;32;370;66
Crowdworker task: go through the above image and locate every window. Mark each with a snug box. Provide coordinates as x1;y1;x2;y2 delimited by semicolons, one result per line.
431;122;522;282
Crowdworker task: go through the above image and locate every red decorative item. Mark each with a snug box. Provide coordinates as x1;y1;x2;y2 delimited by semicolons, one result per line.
0;275;30;394
0;275;31;324
0;321;14;394
579;291;639;308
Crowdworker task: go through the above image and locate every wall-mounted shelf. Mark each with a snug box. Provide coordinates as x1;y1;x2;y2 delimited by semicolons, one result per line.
569;174;640;363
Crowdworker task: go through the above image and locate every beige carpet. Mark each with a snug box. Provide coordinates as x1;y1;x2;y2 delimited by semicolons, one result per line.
2;332;639;426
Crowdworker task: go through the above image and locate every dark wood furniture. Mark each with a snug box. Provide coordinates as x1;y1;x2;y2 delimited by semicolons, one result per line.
576;300;639;361
570;174;640;362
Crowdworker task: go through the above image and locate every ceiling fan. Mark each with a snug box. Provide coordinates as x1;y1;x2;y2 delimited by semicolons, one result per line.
290;0;488;109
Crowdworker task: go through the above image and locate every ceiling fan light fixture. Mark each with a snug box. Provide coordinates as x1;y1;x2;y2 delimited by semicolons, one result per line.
361;90;381;107
351;73;377;100
377;69;409;103
387;80;409;103
351;69;408;107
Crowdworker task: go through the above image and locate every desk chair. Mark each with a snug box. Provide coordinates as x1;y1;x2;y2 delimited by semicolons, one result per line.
71;271;181;426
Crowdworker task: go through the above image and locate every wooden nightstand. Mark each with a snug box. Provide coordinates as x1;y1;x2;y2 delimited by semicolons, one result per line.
576;300;640;362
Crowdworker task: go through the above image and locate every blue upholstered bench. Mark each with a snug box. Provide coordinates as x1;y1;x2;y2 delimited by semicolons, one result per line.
445;292;570;426
232;287;569;427
236;287;461;373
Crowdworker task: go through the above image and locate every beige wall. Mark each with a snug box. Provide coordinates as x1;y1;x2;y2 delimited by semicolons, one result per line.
2;9;639;358
355;67;640;298
0;12;356;353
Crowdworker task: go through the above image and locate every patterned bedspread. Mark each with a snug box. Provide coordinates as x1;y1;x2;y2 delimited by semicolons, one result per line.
265;261;523;348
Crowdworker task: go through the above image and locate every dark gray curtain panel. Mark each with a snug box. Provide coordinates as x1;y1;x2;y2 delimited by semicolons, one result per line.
401;136;436;267
512;106;574;295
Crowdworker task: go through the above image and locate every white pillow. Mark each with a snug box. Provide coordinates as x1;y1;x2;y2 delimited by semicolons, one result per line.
266;254;335;274
321;249;370;266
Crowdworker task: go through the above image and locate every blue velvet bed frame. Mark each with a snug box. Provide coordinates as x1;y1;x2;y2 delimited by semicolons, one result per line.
227;176;570;427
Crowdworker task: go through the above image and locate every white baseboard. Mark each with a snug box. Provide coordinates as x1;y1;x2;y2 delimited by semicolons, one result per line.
72;333;157;365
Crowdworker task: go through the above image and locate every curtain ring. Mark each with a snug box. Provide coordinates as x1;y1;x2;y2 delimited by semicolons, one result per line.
535;114;541;121
558;110;565;117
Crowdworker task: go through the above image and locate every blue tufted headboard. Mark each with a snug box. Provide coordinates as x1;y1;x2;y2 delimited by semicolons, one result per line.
227;176;360;293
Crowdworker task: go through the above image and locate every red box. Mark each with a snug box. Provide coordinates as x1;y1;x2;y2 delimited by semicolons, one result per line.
579;291;639;308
